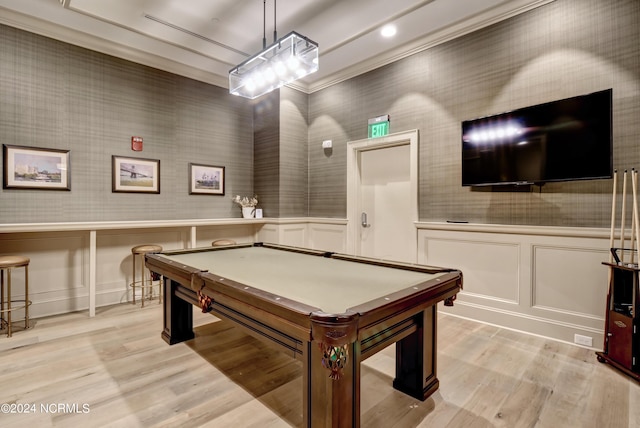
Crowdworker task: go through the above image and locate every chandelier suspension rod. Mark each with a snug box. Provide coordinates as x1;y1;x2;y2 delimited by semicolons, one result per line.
262;0;266;49
228;0;319;99
262;0;279;48
273;0;277;43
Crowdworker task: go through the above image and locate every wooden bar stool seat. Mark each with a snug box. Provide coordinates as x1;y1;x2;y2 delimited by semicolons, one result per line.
130;244;163;307
0;255;31;337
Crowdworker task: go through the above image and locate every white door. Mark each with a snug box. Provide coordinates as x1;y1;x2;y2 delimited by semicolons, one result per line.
346;130;418;263
359;144;413;262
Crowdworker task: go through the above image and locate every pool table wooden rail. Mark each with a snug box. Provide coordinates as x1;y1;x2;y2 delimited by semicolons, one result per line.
169;282;310;359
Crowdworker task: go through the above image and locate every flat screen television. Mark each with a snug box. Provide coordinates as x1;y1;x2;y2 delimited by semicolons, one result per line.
461;89;612;187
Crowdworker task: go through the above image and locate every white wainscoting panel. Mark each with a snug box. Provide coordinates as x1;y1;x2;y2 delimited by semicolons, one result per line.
308;223;347;253
257;224;280;244
255;221;310;247
423;236;520;304
418;223;610;348
281;225;307;248
532;244;608;318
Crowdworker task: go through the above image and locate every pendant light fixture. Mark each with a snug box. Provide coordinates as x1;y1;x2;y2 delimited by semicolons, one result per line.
229;0;319;99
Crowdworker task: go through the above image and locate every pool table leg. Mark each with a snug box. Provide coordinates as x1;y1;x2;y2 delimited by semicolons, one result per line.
161;278;195;345
393;305;439;400
304;339;360;427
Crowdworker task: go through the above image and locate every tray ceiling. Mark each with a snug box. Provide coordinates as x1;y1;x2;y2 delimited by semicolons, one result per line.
0;0;552;93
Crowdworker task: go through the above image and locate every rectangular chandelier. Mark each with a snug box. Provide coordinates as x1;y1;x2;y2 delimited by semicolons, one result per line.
229;31;319;99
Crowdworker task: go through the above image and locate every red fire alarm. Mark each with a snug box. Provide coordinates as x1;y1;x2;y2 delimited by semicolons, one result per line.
131;136;143;151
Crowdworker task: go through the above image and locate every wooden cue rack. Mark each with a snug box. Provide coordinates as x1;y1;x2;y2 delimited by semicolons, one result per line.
596;169;640;381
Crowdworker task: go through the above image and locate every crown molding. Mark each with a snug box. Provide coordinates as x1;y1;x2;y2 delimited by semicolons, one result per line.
0;5;229;89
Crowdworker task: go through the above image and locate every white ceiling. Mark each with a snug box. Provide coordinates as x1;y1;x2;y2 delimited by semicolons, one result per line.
0;0;552;94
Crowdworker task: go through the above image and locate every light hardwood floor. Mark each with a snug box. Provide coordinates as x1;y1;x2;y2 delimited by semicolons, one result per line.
0;303;638;427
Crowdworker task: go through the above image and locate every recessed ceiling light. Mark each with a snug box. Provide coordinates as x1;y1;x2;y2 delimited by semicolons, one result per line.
381;24;397;38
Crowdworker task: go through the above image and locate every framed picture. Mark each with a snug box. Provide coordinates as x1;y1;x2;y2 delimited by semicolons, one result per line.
189;163;225;195
112;155;160;193
3;144;70;190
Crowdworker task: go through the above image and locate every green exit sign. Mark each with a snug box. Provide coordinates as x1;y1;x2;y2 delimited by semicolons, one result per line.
368;115;390;138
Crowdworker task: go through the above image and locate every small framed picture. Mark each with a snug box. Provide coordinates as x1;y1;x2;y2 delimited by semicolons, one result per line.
112;155;160;193
3;144;70;190
189;163;225;195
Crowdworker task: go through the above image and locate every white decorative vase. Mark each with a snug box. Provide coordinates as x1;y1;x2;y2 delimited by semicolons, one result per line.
242;206;255;218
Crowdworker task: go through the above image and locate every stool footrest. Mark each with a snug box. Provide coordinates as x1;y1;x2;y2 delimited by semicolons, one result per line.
130;279;162;306
129;280;161;287
0;299;32;313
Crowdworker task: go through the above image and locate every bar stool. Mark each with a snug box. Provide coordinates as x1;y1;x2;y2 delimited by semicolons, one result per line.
211;239;237;246
130;244;162;307
0;255;31;338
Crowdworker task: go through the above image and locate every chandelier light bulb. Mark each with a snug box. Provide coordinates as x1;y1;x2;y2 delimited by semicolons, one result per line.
265;67;275;82
274;61;286;76
287;55;300;70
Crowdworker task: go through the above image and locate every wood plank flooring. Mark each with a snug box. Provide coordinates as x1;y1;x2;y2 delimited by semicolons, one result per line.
0;303;638;427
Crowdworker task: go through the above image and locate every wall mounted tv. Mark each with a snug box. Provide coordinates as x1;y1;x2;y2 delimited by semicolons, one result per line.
461;89;612;187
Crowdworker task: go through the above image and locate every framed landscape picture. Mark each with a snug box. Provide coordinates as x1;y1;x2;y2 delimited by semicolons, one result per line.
3;144;70;190
189;163;225;195
112;155;160;193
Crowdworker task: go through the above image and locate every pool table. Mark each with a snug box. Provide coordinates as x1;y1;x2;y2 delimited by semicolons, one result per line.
145;243;462;427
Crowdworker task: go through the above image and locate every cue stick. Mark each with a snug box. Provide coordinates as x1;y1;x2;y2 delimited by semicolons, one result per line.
632;169;640;261
620;170;628;261
607;170;618;290
630;170;636;264
609;169;618;264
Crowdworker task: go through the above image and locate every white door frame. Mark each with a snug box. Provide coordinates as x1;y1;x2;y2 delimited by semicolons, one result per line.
346;129;419;261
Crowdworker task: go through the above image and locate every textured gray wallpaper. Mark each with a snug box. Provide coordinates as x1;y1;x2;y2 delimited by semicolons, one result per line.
253;87;309;218
0;25;254;223
279;87;309;217
307;0;640;227
253;91;280;217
